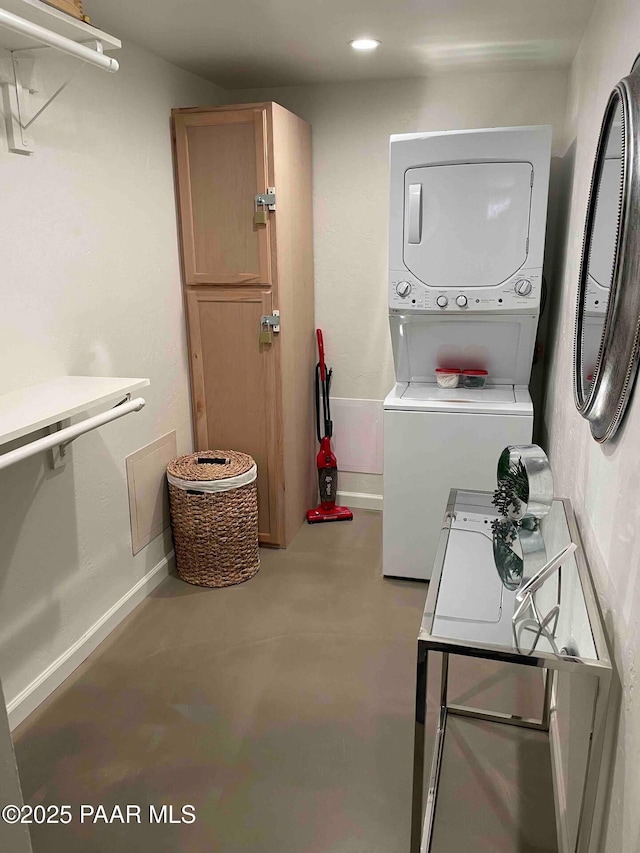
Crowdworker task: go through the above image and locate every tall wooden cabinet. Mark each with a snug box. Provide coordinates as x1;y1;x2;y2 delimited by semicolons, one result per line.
172;102;316;547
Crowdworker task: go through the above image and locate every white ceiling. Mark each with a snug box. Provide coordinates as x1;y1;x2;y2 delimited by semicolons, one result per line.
90;0;596;90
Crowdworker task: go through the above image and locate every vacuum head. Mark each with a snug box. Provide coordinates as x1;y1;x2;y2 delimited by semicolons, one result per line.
306;505;354;524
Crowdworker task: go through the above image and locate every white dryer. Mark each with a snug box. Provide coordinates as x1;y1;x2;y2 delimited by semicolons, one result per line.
383;125;552;580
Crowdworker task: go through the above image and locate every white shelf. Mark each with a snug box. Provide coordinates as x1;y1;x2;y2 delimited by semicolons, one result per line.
0;0;121;53
0;376;149;447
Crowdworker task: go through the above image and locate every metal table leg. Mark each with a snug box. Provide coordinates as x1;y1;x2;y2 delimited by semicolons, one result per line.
541;668;553;732
410;641;427;853
411;649;450;853
576;670;612;853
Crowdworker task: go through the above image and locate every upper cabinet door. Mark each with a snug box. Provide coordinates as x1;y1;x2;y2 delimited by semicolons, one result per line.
173;108;272;286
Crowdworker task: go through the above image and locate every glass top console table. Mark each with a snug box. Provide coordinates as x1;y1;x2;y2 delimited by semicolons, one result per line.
411;489;612;853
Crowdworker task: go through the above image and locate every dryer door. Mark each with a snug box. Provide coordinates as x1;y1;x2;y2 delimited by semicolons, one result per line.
403;161;533;288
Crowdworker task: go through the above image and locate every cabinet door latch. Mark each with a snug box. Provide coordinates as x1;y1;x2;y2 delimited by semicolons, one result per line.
255;188;276;210
260;311;280;333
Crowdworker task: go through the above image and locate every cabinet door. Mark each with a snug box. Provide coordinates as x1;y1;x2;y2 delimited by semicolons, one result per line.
173;108;272;286
186;288;282;544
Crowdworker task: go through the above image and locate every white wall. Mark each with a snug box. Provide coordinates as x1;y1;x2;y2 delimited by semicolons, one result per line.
0;43;225;718
235;70;569;496
543;1;640;849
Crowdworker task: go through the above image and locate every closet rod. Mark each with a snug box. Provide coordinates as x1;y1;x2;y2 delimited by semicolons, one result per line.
0;7;119;71
0;396;145;472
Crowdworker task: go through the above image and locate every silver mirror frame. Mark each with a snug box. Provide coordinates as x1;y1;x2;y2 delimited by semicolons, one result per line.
574;55;640;443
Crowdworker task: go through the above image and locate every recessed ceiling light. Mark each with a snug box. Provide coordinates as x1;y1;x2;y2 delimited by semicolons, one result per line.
349;38;381;51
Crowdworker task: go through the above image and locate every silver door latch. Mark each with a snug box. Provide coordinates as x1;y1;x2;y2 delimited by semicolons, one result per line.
255;188;276;210
260;311;280;333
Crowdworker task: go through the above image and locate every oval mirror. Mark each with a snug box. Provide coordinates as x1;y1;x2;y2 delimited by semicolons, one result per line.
574;57;640;442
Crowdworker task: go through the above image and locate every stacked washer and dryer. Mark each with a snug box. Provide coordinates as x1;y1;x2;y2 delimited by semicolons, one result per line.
383;125;552;580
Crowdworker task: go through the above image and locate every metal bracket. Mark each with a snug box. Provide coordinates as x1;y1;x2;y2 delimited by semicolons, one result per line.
1;40;99;154
48;418;70;469
0;53;34;152
260;310;280;333
46;394;131;470
255;187;276;210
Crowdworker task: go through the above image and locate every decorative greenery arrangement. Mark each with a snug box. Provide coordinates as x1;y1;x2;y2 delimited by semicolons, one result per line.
492;456;529;519
492;453;536;590
490;517;517;543
492;445;552;593
491;519;523;590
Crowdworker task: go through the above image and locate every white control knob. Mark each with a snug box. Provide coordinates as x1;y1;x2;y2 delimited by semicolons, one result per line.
436;295;448;308
456;295;468;308
396;280;412;297
515;278;532;296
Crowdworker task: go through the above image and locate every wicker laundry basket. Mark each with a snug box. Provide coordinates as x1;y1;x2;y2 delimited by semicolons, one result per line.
167;450;260;588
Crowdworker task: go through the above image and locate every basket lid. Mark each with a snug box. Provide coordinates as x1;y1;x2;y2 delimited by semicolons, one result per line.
167;450;255;482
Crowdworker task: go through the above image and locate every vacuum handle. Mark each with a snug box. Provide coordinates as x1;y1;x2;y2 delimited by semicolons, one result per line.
315;363;322;443
316;329;326;381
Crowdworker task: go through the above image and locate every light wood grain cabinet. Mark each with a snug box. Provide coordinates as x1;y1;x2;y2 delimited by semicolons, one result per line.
172;103;316;547
173;107;272;286
185;288;279;542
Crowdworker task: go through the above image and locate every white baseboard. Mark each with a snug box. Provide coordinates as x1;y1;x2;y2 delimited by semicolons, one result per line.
337;490;383;512
7;552;174;731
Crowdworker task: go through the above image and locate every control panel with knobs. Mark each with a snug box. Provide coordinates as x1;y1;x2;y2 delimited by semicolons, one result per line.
514;278;533;296
389;270;540;311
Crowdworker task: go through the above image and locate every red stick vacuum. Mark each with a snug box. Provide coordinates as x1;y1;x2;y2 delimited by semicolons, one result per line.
306;329;353;524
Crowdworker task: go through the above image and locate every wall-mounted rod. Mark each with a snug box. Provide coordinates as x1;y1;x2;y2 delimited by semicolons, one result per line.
0;397;145;472
0;7;119;72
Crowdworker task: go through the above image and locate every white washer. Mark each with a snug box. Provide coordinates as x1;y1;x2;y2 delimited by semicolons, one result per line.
383;383;532;580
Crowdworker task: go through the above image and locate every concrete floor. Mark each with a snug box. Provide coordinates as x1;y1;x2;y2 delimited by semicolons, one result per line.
13;510;557;852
